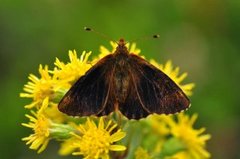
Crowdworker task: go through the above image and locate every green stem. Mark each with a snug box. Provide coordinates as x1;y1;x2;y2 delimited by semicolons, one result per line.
49;122;76;140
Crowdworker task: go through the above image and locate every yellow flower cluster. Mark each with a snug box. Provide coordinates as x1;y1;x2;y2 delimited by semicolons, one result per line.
22;97;50;153
21;48;127;158
72;117;126;159
20;41;210;159
146;113;211;159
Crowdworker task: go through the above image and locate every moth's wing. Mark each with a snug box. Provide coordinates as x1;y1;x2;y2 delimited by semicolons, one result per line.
118;75;150;119
127;54;190;115
58;54;115;116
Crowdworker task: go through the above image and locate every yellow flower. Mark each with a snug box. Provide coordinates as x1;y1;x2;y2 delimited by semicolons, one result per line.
147;115;171;136
167;151;192;159
22;97;51;153
53;50;92;85
146;115;173;154
71;117;126;159
166;113;211;159
20;65;58;109
150;60;195;96
135;147;152;159
59;137;78;156
44;102;66;123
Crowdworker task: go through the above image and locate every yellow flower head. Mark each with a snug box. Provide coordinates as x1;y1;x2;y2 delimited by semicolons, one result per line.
150;60;195;96
71;117;126;159
147;115;171;136
53;50;92;85
20;65;57;109
22;97;51;153
58;137;78;156
44;102;66;123
135;147;152;159
166;113;211;159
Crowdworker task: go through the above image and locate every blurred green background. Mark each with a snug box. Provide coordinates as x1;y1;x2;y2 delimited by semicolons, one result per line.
0;0;239;159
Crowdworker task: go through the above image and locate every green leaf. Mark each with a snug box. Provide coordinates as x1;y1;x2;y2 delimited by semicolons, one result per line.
158;137;186;158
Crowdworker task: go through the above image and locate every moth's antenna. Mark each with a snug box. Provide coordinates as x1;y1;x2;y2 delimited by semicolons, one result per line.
84;27;118;44
130;34;160;43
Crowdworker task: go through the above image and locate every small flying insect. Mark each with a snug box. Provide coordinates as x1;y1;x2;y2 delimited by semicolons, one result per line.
58;27;190;119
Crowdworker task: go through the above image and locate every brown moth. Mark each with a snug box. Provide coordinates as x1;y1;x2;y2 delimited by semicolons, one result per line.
58;39;190;119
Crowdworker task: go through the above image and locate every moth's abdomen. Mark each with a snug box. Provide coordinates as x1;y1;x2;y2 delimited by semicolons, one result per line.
114;69;130;102
113;56;130;102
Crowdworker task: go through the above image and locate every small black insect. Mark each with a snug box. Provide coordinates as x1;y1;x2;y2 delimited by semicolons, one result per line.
58;38;190;119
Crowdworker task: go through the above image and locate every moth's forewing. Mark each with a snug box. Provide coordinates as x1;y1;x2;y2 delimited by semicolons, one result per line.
96;83;116;117
125;54;190;115
118;71;150;119
58;54;115;116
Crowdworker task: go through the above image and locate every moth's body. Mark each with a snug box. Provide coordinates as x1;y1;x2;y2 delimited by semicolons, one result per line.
113;42;131;103
58;39;190;119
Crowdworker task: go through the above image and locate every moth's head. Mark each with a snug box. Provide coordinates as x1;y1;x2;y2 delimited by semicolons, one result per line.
115;38;129;54
118;38;126;46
